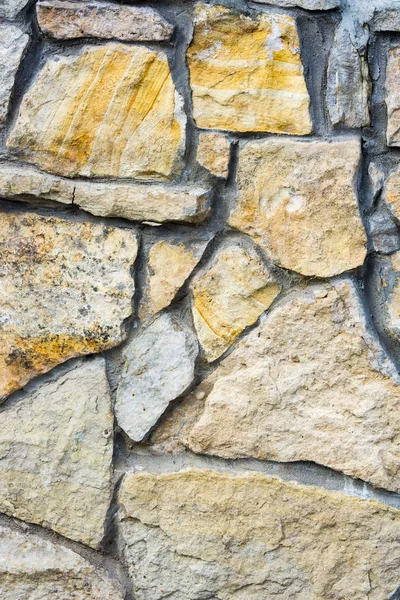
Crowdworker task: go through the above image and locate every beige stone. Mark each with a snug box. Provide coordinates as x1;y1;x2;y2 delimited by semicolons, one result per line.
196;132;231;178
187;4;312;134
0;210;137;400
230;137;367;277
0;162;74;205
184;279;400;493
119;469;400;600
37;0;173;41
0;25;29;124
386;46;400;146
373;252;400;339
382;164;400;221
140;235;210;321
0;523;124;599
0;359;113;548
191;240;281;361
7;44;186;180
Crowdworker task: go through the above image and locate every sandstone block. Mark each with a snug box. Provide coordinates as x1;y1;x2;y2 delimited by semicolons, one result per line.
196;132;231;178
386;46;400;146
119;469;400;600
0;162;74;205
184;279;400;493
191;239;281;361
0;211;137;399
382;164;400;221
7;44;186;180
0;359;113;548
37;0;173;41
116;312;198;442
229;137;367;277
0;524;124;599
0;25;29;124
187;3;312;134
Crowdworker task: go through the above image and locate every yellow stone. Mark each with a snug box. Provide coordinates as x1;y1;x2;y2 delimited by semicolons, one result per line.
197;132;231;177
191;240;281;361
7;43;186;180
119;469;400;600
187;3;312;134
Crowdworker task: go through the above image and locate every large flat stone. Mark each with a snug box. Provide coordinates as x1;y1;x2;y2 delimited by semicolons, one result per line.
7;44;186;180
184;279;400;493
187;3;312;134
229;138;367;277
116;312;198;442
0;25;29;124
0;210;137;399
0;359;113;548
37;0;173;41
119;469;400;600
386;45;400;146
0;523;124;599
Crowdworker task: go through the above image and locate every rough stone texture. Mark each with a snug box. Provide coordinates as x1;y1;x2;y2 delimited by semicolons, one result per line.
119;469;400;600
386;46;400;146
0;25;29;124
0;524;124;599
0;163;74;205
7;44;186;180
0;0;29;18
116;313;199;442
196;132;231;178
326;24;370;128
140;235;211;322
184;280;400;493
0;211;137;400
373;8;400;30
0;359;113;548
37;0;173;41
230;138;367;277
369;207;400;254
373;252;400;341
252;0;339;8
191;240;281;362
187;4;312;134
382;165;400;221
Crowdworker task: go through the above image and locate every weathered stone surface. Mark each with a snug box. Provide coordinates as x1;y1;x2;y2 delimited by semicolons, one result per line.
185;280;400;493
37;0;173;41
326;24;370;128
230;138;367;277
373;8;400;31
373;252;400;341
191;240;281;362
0;25;29;124
0;162;74;205
0;359;113;548
7;44;186;180
140;235;211;322
119;469;400;600
369;207;400;254
187;4;312;134
382;164;400;221
196;132;231;178
252;0;339;8
0;211;137;400
0;0;29;18
0;524;124;599
386;46;400;146
116;313;198;442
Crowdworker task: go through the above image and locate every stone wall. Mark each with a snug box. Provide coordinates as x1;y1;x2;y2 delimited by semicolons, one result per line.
1;0;400;598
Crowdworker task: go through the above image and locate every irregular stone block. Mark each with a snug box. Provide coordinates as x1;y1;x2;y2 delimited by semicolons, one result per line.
7;44;186;180
0;25;29;124
184;279;400;493
326;23;370;128
229;137;367;277
373;252;400;341
0;0;29;18
187;3;312;134
196;132;231;178
37;0;173;41
252;0;339;8
140;234;211;322
369;207;400;254
0;162;74;205
386;46;400;146
119;470;400;600
116;312;198;442
191;239;281;362
0;211;137;399
0;359;113;548
382;164;400;221
0;523;124;599
373;8;400;31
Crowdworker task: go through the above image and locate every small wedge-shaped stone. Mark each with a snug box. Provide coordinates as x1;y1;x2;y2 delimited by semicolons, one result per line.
196;132;231;178
187;4;312;134
7;44;186;180
191;239;281;361
386;46;400;146
0;211;137;399
252;0;339;7
186;279;400;493
116;313;198;442
230;137;367;277
0;25;29;124
0;523;124;599
0;359;113;548
37;0;173;41
119;470;400;600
